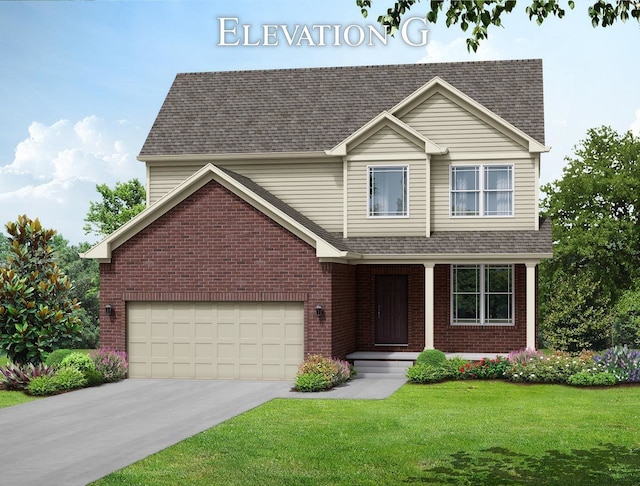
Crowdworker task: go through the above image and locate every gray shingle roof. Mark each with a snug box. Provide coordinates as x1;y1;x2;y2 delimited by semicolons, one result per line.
221;167;551;256
140;59;544;157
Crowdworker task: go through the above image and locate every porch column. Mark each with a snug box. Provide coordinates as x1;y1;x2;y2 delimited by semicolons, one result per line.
526;262;537;349
424;263;435;350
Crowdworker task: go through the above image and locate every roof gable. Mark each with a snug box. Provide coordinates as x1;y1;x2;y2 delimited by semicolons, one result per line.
81;164;350;262
139;60;545;158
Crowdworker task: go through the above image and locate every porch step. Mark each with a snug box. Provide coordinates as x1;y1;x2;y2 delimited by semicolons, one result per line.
348;352;419;378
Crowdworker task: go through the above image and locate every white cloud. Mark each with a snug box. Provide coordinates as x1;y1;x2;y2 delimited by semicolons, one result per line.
631;108;640;136
0;116;146;244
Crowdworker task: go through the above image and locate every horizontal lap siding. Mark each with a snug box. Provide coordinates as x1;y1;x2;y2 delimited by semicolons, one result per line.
400;92;525;152
347;127;427;237
430;157;536;231
148;160;344;233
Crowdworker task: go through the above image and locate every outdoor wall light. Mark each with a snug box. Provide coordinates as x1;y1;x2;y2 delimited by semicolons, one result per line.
315;304;324;318
105;304;113;316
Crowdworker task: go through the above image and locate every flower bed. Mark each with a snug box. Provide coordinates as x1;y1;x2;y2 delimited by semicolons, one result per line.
407;346;640;387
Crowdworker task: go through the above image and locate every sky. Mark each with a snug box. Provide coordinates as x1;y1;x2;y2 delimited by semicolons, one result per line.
0;0;638;245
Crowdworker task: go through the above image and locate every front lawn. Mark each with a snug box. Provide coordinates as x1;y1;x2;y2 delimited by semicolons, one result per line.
0;390;39;409
94;381;640;485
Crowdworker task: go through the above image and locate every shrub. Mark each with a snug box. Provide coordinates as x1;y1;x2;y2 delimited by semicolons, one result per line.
45;349;75;368
83;369;104;387
442;356;471;378
406;363;452;384
594;345;640;383
61;352;96;373
0;361;54;391
507;348;544;364
567;371;617;387
460;356;511;380
90;347;128;383
52;366;87;391
294;355;352;391
505;351;593;384
416;349;447;367
294;372;331;392
27;375;58;396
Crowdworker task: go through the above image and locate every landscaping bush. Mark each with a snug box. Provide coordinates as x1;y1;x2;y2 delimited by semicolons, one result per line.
594;345;640;383
45;349;75;368
27;375;58;396
567;370;617;387
416;349;447;367
51;366;87;391
0;362;54;391
507;348;544;364
60;352;96;374
83;368;104;387
441;356;471;378
505;351;593;384
294;372;331;392
406;363;452;384
90;347;128;383
459;356;511;380
294;355;353;392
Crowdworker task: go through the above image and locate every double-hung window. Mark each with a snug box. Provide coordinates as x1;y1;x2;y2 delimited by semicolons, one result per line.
452;264;513;325
368;166;408;217
451;165;513;217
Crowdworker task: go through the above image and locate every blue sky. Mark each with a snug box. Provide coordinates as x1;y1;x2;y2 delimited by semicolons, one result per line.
1;0;638;244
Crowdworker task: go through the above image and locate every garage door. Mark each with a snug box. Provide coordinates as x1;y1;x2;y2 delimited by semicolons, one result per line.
127;302;304;380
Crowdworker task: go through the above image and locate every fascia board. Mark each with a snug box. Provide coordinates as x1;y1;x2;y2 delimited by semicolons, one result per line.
354;253;551;264
390;76;549;154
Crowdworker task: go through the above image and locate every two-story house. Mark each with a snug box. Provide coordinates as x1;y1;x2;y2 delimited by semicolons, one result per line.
83;60;552;380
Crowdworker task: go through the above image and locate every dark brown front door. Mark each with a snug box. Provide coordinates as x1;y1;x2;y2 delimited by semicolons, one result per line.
375;275;408;345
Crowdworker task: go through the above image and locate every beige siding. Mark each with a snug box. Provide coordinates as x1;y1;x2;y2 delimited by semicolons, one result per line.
349;125;422;155
431;157;537;231
400;92;525;152
148;159;344;233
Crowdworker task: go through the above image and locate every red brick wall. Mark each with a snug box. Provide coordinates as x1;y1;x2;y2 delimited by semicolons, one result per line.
330;264;357;359
433;264;528;353
355;265;425;352
99;179;352;358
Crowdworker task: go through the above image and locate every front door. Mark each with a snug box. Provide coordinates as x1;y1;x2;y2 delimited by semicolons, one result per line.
375;275;408;345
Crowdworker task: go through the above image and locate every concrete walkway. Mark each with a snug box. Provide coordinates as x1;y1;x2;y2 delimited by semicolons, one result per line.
0;375;406;486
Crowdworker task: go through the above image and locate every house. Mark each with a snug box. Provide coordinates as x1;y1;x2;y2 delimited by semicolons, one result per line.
82;60;552;380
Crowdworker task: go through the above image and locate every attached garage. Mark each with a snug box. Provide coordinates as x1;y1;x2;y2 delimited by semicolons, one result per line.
127;301;304;380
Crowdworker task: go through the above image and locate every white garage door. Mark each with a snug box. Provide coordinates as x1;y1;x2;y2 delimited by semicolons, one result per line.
127;302;304;380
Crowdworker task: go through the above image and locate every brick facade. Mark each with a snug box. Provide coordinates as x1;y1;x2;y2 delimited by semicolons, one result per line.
99;179;352;358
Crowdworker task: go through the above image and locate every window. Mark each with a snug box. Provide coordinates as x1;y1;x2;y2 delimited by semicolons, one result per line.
451;165;513;217
368;166;408;217
452;264;513;325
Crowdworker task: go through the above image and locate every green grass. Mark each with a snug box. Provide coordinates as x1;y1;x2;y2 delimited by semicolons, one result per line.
93;381;640;486
0;390;39;409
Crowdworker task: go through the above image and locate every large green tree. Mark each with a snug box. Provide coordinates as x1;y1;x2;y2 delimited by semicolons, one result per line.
540;126;640;350
83;178;146;238
357;1;640;51
0;216;82;364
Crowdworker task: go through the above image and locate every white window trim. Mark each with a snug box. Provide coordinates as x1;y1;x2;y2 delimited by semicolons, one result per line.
449;163;514;218
367;164;410;219
450;264;514;327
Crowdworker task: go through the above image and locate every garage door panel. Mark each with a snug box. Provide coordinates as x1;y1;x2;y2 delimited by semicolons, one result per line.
128;302;304;380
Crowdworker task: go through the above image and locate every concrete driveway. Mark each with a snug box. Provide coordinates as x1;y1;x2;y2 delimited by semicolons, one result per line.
0;379;292;486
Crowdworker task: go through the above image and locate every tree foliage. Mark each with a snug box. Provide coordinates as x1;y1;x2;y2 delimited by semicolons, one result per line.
83;178;146;238
357;1;640;51
0;216;82;364
540;126;640;350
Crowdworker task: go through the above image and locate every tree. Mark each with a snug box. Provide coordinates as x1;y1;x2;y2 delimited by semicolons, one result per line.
83;179;146;238
539;126;640;350
0;216;82;364
0;233;9;264
357;1;640;51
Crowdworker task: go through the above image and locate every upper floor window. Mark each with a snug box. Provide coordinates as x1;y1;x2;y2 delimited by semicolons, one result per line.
451;165;513;217
368;166;408;217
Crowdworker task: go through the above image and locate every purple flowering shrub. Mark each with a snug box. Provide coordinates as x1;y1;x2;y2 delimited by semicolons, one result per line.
595;345;640;383
90;347;128;383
